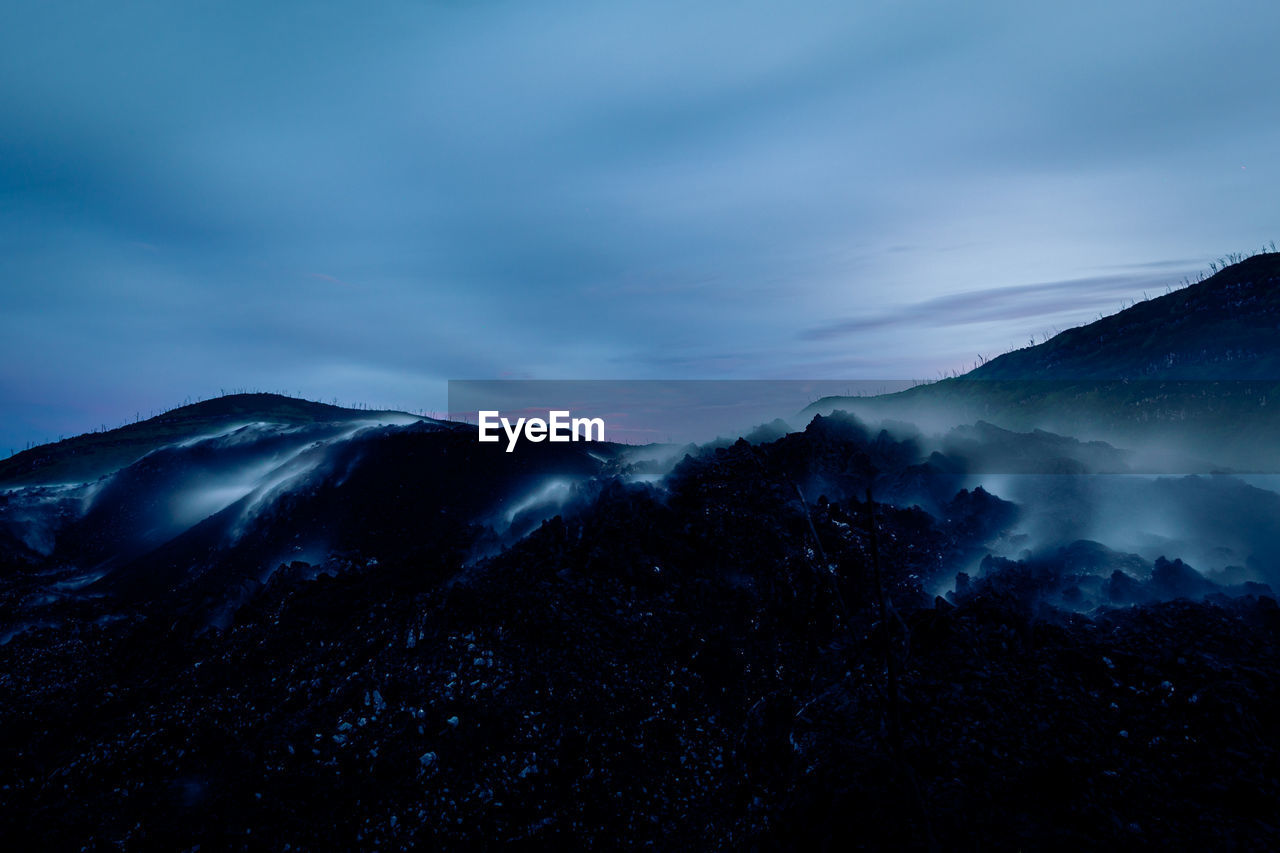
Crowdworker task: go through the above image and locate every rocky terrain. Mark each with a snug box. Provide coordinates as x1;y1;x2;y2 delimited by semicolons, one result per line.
2;394;1279;849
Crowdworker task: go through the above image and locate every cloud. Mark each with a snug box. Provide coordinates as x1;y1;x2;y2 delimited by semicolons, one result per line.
800;269;1196;341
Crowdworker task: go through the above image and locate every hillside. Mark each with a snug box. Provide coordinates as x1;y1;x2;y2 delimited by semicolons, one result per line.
0;394;422;487
804;254;1280;470
970;252;1280;380
4;405;1279;849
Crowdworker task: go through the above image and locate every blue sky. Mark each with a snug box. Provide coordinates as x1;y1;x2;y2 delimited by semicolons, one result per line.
2;0;1277;452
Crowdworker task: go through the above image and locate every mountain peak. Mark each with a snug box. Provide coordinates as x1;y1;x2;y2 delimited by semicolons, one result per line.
151;393;384;424
0;394;420;487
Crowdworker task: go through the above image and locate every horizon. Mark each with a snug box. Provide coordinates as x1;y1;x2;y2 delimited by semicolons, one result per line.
4;249;1262;457
6;246;1273;457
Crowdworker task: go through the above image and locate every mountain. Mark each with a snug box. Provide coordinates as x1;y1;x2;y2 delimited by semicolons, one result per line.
969;251;1280;380
4;258;1280;848
0;393;425;487
0;393;626;626
804;253;1280;470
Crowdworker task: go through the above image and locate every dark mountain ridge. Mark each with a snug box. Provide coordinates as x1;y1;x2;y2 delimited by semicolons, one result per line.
804;254;1280;469
0;393;424;487
970;251;1280;380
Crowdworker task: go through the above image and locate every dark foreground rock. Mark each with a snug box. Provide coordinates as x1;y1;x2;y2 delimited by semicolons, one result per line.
1;415;1278;850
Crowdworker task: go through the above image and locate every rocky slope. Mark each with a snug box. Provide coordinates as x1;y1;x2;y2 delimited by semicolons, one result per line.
2;399;1278;849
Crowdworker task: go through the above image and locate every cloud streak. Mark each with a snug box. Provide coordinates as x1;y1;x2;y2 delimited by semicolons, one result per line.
800;270;1195;341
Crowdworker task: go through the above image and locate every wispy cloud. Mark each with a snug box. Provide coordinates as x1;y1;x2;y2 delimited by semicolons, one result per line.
800;269;1197;341
306;272;357;289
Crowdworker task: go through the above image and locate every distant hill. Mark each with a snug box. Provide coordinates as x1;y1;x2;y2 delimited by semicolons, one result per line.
805;253;1280;470
970;251;1280;380
0;393;424;486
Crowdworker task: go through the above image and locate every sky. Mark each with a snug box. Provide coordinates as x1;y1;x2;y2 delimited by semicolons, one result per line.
2;0;1278;453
